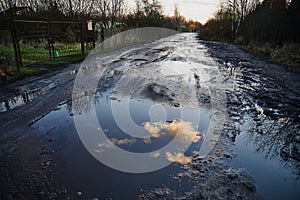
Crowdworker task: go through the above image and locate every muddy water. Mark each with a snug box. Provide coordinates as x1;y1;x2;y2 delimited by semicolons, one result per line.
31;88;211;199
0;89;45;112
1;33;300;199
0;79;57;113
201;40;300;199
233;132;299;200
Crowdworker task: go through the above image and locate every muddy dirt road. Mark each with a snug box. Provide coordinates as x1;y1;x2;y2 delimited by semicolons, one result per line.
0;32;299;199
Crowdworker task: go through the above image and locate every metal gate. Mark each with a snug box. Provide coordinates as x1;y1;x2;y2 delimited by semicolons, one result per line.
11;20;95;69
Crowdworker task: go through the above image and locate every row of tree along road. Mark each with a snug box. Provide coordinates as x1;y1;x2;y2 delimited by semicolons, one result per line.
201;0;300;66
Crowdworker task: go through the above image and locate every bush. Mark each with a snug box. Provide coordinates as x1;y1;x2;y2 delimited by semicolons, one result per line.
243;42;300;66
0;64;8;83
234;36;248;45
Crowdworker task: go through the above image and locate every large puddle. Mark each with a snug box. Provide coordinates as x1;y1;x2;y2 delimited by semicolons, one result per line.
32;88;211;199
232;116;300;200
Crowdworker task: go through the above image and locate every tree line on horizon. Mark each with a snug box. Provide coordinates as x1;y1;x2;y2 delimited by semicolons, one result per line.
0;0;200;33
201;0;300;44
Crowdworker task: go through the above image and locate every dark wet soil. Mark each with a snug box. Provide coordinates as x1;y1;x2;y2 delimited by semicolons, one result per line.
0;33;299;199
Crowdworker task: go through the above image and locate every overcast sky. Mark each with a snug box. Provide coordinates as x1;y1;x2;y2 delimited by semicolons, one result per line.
126;0;220;23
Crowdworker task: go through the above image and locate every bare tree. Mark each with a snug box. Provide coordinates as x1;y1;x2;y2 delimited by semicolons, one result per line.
221;0;260;38
109;0;125;35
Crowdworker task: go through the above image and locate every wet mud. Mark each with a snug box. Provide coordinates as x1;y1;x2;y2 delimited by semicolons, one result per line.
0;33;299;199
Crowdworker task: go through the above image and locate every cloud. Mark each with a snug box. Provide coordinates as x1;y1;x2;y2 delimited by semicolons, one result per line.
110;138;136;145
95;137;136;153
143;120;201;144
165;152;192;164
143;137;152;144
151;151;161;158
162;120;201;143
96;140;115;153
144;122;164;138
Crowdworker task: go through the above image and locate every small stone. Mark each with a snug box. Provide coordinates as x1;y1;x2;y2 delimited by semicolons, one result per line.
199;172;205;177
46;161;51;166
174;103;180;107
155;190;164;196
223;152;231;158
227;172;238;179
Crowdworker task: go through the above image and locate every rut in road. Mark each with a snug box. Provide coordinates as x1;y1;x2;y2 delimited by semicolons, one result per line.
0;32;299;199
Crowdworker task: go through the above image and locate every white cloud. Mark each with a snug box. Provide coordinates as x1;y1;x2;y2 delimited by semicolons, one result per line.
143;119;202;144
165;152;192;164
110;138;136;145
151;151;161;158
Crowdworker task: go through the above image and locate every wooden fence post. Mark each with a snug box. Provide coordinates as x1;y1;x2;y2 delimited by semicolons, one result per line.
49;22;55;59
10;20;22;71
47;21;52;59
80;21;85;55
92;22;96;49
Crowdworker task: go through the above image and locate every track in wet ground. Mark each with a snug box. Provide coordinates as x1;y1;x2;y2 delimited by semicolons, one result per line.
0;33;299;199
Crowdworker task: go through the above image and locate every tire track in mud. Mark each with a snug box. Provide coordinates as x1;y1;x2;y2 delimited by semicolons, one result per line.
103;34;262;199
199;39;300;199
201;39;300;165
1;33;299;199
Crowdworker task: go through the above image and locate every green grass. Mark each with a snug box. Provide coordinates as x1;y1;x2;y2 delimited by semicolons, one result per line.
0;46;86;86
20;67;46;76
199;33;300;67
0;45;15;54
58;53;86;62
0;43;84;66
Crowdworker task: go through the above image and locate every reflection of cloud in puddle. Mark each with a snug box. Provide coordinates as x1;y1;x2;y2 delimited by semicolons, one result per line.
143;120;201;144
96;138;136;153
95;141;115;153
144;122;163;137
110;138;136;145
151;151;161;158
143;137;152;144
95;120;200;165
165;152;192;164
163;120;201;143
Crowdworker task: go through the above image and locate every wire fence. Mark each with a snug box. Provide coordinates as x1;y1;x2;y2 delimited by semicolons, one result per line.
4;20;95;69
0;29;14;68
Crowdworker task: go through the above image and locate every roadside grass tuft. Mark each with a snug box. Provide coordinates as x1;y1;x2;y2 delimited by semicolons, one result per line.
241;42;300;67
0;53;86;86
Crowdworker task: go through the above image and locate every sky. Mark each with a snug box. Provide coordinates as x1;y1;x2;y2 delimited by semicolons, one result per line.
127;0;220;23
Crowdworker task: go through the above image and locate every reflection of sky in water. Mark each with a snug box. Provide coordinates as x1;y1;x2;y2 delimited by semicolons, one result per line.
232;119;300;200
95;95;211;160
32;92;300;199
31;90;211;199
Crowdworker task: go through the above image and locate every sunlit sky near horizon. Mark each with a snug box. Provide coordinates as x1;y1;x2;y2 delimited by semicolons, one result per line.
127;0;220;23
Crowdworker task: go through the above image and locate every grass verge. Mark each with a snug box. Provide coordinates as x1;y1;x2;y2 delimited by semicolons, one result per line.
199;35;300;67
0;54;86;86
241;42;300;67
